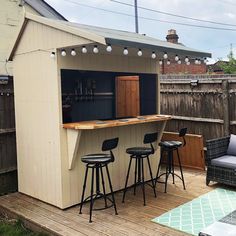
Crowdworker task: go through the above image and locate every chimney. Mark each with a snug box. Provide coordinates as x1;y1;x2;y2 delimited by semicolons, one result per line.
166;29;179;44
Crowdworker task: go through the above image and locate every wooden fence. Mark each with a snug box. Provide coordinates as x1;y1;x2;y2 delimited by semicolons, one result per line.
160;75;236;144
0;76;17;194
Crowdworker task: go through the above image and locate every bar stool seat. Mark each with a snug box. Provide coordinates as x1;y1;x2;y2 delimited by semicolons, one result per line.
126;147;153;156
81;154;112;164
122;132;158;206
159;141;182;148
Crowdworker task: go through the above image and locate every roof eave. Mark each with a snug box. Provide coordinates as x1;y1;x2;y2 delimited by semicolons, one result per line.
105;38;211;58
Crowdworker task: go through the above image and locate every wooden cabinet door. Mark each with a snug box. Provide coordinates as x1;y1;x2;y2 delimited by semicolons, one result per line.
116;76;140;118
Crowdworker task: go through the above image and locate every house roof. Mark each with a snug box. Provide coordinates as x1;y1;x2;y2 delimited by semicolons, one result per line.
67;22;211;58
24;0;67;21
8;13;211;61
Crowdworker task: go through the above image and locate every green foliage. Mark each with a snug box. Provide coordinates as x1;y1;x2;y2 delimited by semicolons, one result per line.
0;219;47;236
219;48;236;74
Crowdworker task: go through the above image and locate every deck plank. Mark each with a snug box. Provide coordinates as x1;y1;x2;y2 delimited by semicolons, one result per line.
0;169;215;236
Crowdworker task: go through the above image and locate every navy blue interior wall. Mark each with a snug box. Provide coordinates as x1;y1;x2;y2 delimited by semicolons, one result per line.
61;69;157;123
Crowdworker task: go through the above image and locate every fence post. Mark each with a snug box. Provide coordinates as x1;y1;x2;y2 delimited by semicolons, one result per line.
222;79;230;136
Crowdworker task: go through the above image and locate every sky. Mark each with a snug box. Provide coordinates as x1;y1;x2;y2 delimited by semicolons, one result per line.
46;0;236;63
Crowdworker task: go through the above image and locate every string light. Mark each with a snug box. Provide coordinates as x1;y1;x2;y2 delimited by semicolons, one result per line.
198;60;202;65
50;52;56;59
123;47;129;55
61;49;66;57
82;46;87;54
159;60;163;65
93;45;99;54
175;55;179;61
163;52;168;59
151;52;156;59
204;57;208;64
71;49;76;56
185;56;189;63
178;59;182;64
167;59;171;65
106;44;112;52
186;61;190;65
137;49;142;56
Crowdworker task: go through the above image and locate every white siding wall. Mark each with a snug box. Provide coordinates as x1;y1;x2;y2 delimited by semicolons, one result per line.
0;0;40;76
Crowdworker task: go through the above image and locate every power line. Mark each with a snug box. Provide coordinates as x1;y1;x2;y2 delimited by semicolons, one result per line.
65;0;236;31
110;0;236;27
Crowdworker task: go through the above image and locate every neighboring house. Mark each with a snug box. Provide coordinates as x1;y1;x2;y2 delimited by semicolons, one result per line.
207;61;228;74
0;0;66;77
160;29;207;74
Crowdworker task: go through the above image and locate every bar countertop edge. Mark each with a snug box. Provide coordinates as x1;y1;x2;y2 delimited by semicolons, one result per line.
63;114;172;130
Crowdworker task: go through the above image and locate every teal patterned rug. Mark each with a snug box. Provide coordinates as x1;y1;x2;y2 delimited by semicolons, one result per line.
152;188;236;235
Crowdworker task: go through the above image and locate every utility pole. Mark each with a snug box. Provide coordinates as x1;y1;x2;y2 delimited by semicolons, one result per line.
134;0;139;33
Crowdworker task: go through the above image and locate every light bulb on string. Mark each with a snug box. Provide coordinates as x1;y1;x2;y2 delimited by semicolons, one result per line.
178;59;182;64
204;58;208;64
93;45;99;54
137;49;142;57
159;60;163;65
106;44;112;52
198;60;202;65
167;60;171;65
61;49;66;57
195;58;199;64
123;47;129;55
185;56;189;63
187;61;190;66
175;55;179;61
50;52;56;59
151;52;156;59
82;46;87;54
163;52;168;59
71;49;76;56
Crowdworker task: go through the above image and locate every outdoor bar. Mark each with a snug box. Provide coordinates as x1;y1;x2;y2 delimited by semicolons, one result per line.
8;13;211;209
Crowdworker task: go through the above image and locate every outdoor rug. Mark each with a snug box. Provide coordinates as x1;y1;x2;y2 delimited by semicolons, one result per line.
152;188;236;235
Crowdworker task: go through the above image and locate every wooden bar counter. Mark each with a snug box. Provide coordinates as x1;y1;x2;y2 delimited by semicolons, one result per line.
60;114;171;208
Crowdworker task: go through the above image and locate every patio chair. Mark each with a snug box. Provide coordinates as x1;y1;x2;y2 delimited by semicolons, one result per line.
205;134;236;186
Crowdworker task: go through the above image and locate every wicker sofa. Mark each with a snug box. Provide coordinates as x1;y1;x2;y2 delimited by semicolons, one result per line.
205;135;236;186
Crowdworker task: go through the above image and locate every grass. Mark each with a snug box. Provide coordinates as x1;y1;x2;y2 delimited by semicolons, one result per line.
0;214;47;236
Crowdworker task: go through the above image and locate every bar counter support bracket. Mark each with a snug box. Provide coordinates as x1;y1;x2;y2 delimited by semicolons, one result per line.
67;129;82;170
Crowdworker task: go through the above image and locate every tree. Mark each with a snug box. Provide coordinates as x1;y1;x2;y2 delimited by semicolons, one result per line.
219;44;236;74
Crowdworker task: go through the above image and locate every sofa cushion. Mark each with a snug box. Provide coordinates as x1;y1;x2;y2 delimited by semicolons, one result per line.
227;134;236;156
211;155;236;169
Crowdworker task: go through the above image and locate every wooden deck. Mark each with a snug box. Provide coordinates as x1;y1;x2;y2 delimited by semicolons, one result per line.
0;169;214;236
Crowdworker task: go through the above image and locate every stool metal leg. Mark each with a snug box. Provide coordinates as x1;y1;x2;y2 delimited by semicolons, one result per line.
89;167;95;223
100;166;108;207
177;149;186;190
134;158;137;195
141;158;146;206
171;151;175;184
164;150;171;193
79;165;89;214
155;148;164;186
147;156;157;198
105;165;118;215
122;157;132;203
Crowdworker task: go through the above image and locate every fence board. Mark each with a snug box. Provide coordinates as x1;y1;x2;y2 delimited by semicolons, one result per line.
0;77;17;194
160;76;236;144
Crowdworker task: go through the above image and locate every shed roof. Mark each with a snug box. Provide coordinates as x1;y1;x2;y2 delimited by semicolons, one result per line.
24;0;67;21
8;13;211;61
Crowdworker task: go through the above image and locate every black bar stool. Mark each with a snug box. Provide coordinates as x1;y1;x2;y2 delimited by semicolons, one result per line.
122;132;158;206
155;128;187;193
79;137;119;223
